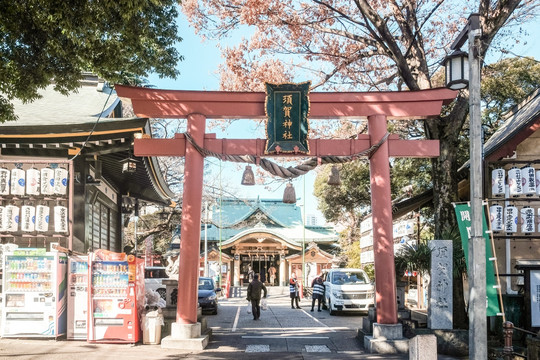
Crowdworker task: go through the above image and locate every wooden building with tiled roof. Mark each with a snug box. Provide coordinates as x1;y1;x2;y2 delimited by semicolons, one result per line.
0;74;175;254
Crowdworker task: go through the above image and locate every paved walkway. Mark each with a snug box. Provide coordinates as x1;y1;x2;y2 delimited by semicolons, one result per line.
0;290;468;359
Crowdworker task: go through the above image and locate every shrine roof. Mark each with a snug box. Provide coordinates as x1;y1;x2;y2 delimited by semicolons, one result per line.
211;197;302;228
202;197;338;244
4;82;119;127
0;78;175;205
483;88;540;161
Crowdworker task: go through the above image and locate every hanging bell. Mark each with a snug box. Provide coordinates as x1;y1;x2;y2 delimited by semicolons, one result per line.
328;165;341;186
283;182;296;204
241;165;255;185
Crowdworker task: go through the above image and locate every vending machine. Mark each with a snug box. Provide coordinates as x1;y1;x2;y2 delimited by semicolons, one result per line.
67;255;88;340
87;250;144;343
1;248;68;338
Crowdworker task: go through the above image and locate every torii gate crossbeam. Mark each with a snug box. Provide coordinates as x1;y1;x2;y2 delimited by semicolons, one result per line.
115;85;456;330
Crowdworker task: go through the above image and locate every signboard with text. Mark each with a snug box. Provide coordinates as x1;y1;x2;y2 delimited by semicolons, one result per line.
454;203;501;316
265;82;310;154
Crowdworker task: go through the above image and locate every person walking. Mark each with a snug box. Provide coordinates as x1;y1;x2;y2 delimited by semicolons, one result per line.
290;272;301;309
246;273;267;320
311;275;325;312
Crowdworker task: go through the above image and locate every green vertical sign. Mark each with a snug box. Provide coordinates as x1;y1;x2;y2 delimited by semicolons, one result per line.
454;203;501;316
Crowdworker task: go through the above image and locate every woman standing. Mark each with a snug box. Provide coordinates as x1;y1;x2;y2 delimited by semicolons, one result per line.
289;272;301;309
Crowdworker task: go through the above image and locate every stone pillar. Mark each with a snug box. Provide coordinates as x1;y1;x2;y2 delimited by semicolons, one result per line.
428;240;453;330
279;258;286;286
234;257;240;286
409;334;437;360
367;115;397;324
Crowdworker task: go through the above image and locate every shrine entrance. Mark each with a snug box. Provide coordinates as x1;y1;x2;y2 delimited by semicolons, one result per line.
115;84;457;335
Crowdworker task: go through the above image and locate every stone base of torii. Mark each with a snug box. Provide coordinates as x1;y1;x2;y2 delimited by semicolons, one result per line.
115;85;456;353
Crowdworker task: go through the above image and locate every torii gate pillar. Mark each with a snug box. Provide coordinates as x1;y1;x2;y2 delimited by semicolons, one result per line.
177;114;206;325
368;114;397;324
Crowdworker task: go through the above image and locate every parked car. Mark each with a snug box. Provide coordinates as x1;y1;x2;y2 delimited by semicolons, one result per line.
198;277;221;315
322;268;374;315
144;266;168;300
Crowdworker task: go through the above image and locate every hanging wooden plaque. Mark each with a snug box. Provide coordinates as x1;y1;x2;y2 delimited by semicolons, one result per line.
264;81;310;154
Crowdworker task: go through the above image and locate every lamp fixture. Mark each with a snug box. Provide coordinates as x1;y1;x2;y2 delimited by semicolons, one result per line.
121;151;139;174
442;50;469;90
283;182;296;204
241;165;255;185
327;165;341;186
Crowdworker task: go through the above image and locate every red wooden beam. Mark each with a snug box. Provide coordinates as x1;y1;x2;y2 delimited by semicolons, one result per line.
134;134;439;158
116;85;457;120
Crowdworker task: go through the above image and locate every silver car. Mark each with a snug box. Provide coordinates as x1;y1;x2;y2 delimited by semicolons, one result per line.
144;266;167;300
322;268;375;315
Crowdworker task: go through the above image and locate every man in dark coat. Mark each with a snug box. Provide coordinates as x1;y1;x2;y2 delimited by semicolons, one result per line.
246;274;267;320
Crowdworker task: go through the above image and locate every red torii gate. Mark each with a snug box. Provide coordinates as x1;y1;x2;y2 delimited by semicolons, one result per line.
116;85;456;330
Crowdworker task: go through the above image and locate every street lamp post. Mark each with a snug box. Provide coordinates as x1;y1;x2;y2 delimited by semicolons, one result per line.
443;13;485;360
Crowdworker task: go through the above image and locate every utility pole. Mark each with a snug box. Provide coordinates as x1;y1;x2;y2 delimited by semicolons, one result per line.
445;13;485;359
468;14;486;360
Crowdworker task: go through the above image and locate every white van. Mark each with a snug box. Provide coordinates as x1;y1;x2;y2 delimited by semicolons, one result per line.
322;268;374;315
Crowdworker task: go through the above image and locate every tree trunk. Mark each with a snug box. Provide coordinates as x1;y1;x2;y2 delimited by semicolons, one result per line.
427;96;469;329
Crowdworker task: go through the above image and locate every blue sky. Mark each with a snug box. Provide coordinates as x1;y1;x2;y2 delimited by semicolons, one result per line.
148;11;540;223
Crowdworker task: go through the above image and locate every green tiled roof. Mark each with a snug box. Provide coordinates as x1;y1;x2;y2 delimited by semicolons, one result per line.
201;197;338;245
